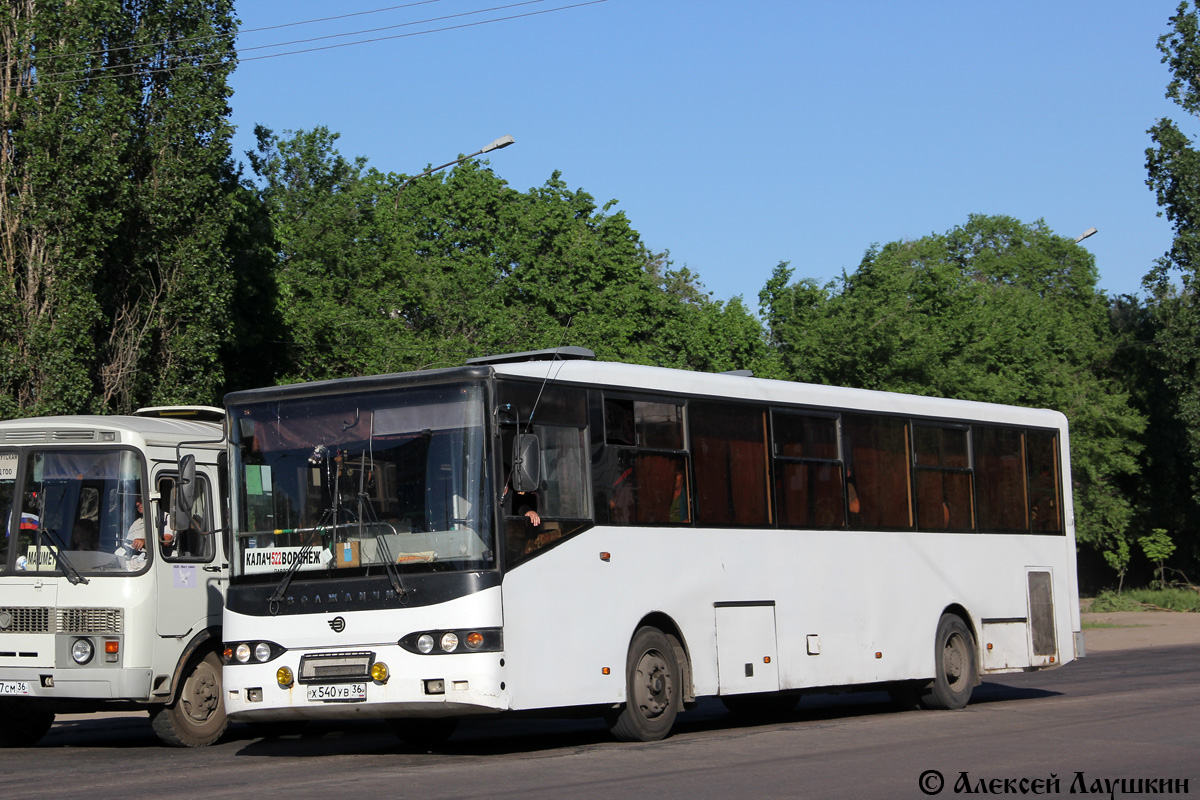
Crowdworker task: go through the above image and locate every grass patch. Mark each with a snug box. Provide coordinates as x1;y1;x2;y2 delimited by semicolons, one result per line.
1088;587;1200;613
1081;620;1145;629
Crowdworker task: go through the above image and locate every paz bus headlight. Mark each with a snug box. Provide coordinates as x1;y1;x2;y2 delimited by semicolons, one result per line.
71;638;94;665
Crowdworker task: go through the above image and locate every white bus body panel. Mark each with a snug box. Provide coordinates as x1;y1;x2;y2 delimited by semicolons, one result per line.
501;525;1078;711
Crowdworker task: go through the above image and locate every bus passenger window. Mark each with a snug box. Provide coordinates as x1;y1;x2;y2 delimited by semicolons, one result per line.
1026;431;1062;533
841;414;913;531
773;412;844;529
912;425;973;532
974;426;1027;532
691;402;770;527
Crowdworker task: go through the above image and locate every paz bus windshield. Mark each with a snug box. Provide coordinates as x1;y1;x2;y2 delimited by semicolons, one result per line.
228;383;492;582
2;449;146;577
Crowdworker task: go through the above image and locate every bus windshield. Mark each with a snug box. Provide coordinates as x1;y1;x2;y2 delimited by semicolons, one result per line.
2;449;147;576
229;382;492;582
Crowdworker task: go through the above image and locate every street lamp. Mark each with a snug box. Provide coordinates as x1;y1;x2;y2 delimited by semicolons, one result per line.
393;135;516;202
1074;227;1098;243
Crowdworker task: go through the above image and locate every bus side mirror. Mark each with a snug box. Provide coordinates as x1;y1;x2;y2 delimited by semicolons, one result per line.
173;454;196;532
511;434;541;493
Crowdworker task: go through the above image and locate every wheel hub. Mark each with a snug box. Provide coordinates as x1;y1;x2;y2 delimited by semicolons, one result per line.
634;651;672;718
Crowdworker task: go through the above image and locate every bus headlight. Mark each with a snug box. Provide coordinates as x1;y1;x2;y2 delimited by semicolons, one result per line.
371;662;389;683
223;640;285;665
400;628;503;655
71;638;94;665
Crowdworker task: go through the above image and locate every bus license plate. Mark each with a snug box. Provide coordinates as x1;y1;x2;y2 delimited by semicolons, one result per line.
0;681;32;696
306;683;367;702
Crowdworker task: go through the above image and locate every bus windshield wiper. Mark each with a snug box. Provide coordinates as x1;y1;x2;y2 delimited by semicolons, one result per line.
37;528;89;586
369;519;409;600
268;526;325;615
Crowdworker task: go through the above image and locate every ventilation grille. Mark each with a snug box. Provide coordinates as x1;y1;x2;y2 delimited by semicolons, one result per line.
0;428;105;443
0;607;122;635
51;429;98;442
0;430;47;444
1028;571;1057;657
57;608;123;635
0;607;52;633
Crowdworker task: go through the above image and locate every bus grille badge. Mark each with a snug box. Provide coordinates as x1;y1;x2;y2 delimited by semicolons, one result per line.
328;617;346;633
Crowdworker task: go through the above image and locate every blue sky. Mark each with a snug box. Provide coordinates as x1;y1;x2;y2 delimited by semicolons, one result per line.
228;0;1186;308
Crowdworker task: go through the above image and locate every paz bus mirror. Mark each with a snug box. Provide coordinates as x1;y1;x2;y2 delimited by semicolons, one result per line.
511;434;541;493
173;454;197;532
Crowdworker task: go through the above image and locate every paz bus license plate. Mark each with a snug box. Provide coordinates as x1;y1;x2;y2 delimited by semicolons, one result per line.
0;681;32;696
306;683;367;702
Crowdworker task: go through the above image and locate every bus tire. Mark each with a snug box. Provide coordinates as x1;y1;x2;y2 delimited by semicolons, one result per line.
607;626;681;742
150;651;227;747
920;614;976;711
0;700;55;747
386;717;458;747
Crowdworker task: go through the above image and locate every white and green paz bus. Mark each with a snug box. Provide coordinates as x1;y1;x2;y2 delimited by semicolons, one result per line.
221;348;1082;743
0;407;229;747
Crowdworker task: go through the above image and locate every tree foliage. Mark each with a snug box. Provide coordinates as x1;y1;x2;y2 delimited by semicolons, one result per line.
1147;2;1200;473
247;126;769;384
760;214;1145;556
0;0;238;415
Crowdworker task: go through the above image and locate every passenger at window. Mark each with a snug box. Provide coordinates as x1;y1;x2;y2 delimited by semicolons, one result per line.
125;497;146;551
609;465;634;524
668;470;689;523
502;469;541;528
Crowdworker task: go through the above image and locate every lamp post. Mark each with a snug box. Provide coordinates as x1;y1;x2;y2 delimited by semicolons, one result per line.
392;135;515;204
1074;227;1098;243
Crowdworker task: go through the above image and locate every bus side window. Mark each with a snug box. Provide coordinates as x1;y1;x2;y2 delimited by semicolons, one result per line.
842;414;913;531
156;475;215;562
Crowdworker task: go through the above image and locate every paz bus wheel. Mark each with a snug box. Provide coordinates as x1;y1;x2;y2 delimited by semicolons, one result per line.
0;699;55;747
150;651;227;747
607;626;681;742
920;614;977;711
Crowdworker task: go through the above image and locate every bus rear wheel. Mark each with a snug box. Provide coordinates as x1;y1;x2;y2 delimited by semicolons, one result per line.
607;626;681;742
150;650;227;747
0;700;55;747
920;614;977;710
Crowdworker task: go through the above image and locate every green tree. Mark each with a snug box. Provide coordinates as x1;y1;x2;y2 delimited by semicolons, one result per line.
1138;528;1177;587
249;128;768;383
1;0;239;416
760;215;1145;567
1145;2;1200;575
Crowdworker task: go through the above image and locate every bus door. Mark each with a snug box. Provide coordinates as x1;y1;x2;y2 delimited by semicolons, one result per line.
154;471;222;638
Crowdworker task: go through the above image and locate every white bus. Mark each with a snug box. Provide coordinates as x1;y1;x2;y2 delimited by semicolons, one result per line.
0;407;229;747
221;348;1082;743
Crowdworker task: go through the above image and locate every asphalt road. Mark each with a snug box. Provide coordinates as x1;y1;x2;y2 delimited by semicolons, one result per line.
2;645;1197;800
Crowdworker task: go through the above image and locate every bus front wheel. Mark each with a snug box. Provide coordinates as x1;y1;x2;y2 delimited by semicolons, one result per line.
920;614;977;711
607;626;681;742
150;650;227;747
0;699;55;747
